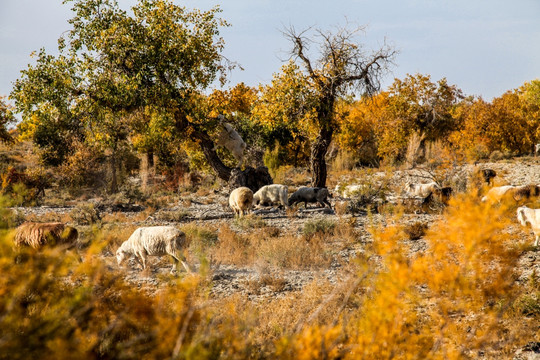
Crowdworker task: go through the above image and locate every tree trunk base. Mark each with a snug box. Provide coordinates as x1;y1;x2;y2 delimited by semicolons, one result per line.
228;166;273;192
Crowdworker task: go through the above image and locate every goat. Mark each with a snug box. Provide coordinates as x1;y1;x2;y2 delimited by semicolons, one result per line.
214;116;247;167
511;184;540;202
517;206;540;247
334;184;367;198
404;181;441;198
481;185;516;203
480;169;497;185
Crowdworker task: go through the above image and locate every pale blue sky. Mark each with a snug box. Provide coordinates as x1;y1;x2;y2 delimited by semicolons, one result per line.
1;0;539;102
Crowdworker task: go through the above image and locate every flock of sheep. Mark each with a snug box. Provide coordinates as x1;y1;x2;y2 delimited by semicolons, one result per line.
9;163;540;275
228;168;540;248
229;184;332;216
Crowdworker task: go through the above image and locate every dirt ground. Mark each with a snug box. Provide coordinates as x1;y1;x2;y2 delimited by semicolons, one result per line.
10;157;540;358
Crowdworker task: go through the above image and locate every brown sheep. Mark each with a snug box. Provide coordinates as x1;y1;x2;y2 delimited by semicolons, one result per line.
14;222;78;249
229;187;254;217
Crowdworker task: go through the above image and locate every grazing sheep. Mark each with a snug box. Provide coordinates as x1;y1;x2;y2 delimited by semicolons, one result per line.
14;222;78;249
517;206;540;247
481;185;516;203
288;187;332;209
253;184;288;208
214;116;247;167
334;184;366;198
480;169;497;185
535;143;540;156
404;181;441;198
116;226;190;273
229;186;254;217
511;184;540;202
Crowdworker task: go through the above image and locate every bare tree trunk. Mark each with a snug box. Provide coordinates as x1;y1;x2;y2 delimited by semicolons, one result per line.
175;112;233;182
140;154;148;190
191;129;232;181
310;125;333;188
310;95;335;188
147;149;154;169
140;151;156;191
110;152;118;193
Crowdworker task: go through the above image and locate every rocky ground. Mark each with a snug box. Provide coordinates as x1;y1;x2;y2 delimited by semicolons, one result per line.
10;157;540;358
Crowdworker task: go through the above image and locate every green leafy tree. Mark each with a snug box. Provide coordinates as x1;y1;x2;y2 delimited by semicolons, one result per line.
11;0;235;191
0;96;15;143
252;61;316;167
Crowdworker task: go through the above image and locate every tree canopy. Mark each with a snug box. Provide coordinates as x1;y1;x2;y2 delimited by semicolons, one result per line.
0;97;15;143
11;0;234;190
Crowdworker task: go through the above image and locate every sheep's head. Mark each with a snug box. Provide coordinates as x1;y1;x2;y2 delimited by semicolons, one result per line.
116;248;128;265
252;193;260;206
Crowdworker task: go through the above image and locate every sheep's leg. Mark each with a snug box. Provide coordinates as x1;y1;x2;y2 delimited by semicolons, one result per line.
179;253;192;273
133;254;144;269
139;251;148;270
320;200;332;209
169;256;179;274
170;253;191;274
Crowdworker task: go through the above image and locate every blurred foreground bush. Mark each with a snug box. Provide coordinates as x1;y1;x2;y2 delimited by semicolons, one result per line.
0;194;535;359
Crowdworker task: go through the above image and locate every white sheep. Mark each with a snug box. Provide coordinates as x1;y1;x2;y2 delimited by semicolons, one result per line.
334;184;366;198
481;185;516;203
214;116;247;167
253;184;288;209
404;181;441;198
116;226;190;273
229;186;254;217
517;206;540;247
535;143;540;156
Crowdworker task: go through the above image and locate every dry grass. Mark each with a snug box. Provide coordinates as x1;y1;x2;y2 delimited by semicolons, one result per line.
23;211;71;224
1;188;539;359
208;221;355;271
